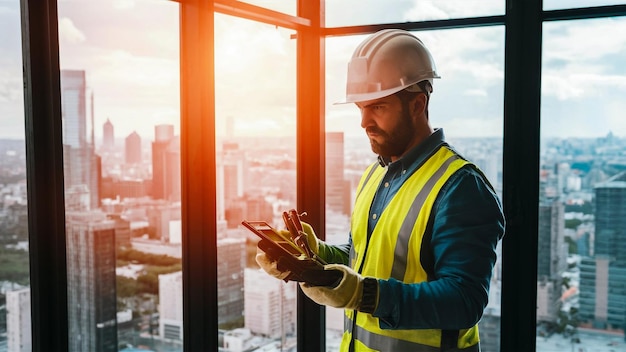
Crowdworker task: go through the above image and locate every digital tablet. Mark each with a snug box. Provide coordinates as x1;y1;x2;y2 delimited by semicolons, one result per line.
242;220;342;287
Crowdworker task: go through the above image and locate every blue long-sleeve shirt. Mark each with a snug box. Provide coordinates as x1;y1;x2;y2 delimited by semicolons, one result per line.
318;128;505;330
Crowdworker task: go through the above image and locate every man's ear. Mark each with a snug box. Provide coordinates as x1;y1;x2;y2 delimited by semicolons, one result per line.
411;93;428;117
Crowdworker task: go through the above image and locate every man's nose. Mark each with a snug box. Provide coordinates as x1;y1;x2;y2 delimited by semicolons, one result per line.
360;109;374;129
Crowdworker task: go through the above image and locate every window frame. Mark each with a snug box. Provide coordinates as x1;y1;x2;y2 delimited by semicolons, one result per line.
20;0;69;350
20;0;626;351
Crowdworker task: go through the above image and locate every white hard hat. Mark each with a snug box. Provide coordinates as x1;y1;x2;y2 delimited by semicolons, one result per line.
338;29;440;104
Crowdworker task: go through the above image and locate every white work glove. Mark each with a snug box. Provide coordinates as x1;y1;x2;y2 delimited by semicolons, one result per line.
299;221;320;255
278;222;320;258
255;247;291;281
300;264;363;310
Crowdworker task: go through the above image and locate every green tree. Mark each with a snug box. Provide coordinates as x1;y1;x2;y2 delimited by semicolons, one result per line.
564;218;582;230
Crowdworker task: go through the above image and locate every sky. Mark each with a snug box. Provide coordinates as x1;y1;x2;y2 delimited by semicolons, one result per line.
1;0;626;141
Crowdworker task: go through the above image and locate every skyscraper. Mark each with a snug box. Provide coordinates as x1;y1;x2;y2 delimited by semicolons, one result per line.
125;131;142;164
221;141;245;206
146;202;181;243
157;237;245;341
579;171;626;330
244;268;296;338
61;70;100;209
326;132;349;215
102;118;114;152
66;211;118;352
594;172;626;264
537;200;567;280
218;237;246;326
159;271;183;341
6;288;31;352
151;124;176;200
165;136;181;202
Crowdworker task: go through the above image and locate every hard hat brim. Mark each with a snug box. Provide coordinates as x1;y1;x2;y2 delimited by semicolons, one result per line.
333;76;440;105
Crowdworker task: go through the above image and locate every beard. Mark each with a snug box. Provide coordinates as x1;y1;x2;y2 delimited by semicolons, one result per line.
367;110;415;159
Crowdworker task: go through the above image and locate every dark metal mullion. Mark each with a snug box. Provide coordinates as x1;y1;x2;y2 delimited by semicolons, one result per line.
322;15;506;37
180;0;218;350
296;0;325;351
543;4;626;21
501;0;542;351
20;0;69;351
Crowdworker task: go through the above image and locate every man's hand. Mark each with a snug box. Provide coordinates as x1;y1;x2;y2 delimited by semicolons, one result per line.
255;247;291;281
299;221;320;255
300;264;363;310
280;222;320;258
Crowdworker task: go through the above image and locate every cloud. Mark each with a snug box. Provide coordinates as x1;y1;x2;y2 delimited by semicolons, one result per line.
541;19;626;101
404;0;504;21
0;70;22;103
3;0;624;141
404;1;450;21
542;71;626;101
58;17;86;44
544;19;626;63
95;49;177;88
464;89;488;97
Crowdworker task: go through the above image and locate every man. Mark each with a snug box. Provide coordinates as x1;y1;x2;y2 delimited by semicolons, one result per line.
257;29;505;352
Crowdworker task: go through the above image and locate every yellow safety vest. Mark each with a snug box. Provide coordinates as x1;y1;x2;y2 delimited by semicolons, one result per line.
340;145;481;352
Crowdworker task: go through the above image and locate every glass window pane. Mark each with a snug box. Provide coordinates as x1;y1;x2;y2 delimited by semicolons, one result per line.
544;0;626;11
57;1;181;351
215;14;298;350
1;1;31;351
232;0;296;16
325;27;504;351
325;0;504;28
538;17;626;349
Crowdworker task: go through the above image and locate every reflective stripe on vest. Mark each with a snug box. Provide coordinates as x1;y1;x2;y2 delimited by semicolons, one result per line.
344;145;481;351
343;320;480;352
390;153;460;281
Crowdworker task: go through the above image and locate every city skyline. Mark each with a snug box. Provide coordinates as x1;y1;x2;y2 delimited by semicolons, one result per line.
1;123;626;350
2;1;626;140
2;1;626;351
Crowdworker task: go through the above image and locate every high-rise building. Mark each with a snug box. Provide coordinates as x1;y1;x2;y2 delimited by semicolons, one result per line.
474;152;501;193
478;308;501;352
165;136;180;202
479;245;503;352
61;70;100;210
157;237;245;340
221;141;246;206
61;70;88;150
537;200;567;281
6;288;31;352
536;279;559;323
244;268;296;338
151;124;177;200
159;271;183;341
100;177;150;200
66;211;118;352
146;203;181;243
326;132;349;215
102;118;114;152
579;171;626;330
225;195;273;228
594;172;626;264
218;237;246;326
125;131;142;164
